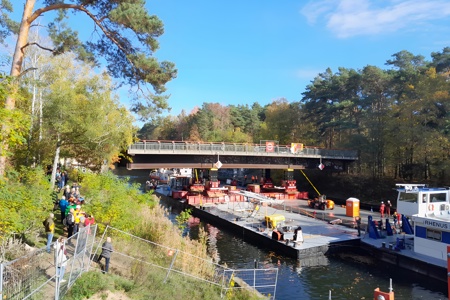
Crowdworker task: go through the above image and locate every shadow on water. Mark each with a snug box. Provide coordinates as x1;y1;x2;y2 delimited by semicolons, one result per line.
113;168;448;300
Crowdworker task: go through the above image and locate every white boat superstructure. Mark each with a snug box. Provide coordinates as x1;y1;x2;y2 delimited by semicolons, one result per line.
396;183;450;218
395;183;450;261
149;168;192;184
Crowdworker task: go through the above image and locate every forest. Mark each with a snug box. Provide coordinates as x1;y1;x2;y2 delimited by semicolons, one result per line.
138;49;450;184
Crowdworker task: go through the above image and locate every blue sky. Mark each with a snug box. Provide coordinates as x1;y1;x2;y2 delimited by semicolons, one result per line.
147;0;450;116
6;0;450;120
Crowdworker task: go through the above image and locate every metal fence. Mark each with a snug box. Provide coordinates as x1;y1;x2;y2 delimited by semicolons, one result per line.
221;268;278;299
95;226;278;299
0;224;97;300
1;224;278;299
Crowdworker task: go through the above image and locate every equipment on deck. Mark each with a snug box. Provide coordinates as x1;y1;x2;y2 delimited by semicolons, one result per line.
265;214;286;229
301;170;335;210
307;194;335;210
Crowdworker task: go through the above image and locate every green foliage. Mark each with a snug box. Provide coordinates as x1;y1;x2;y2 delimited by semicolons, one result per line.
0;0;19;42
0;77;30;159
66;269;259;300
28;54;135;171
0;166;53;242
175;208;192;232
79;171;156;231
4;0;176;121
65;271;134;300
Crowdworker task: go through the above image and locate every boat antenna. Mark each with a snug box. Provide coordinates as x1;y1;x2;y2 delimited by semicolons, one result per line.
389;278;393;293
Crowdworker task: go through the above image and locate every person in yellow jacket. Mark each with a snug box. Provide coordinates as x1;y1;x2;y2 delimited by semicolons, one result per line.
73;205;84;235
43;213;55;253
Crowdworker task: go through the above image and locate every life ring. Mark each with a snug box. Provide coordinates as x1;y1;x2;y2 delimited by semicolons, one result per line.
428;204;434;211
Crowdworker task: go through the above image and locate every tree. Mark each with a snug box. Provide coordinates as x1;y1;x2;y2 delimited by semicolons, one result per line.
36;54;135;183
0;0;177;176
259;98;295;144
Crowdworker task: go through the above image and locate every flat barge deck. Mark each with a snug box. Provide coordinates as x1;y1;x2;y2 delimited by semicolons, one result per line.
157;190;448;282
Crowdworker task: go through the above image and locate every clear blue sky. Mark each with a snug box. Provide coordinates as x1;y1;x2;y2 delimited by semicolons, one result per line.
147;0;450;116
7;0;450;120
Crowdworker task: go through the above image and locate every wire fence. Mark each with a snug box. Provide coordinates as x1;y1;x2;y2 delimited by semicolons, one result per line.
1;224;278;300
0;224;97;300
221;268;278;299
96;226;278;299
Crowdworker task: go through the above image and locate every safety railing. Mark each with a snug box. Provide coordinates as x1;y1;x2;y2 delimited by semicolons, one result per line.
1;224;277;300
128;140;358;160
0;225;97;300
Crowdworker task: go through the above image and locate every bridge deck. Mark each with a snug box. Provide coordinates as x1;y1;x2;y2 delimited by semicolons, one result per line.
128;140;358;160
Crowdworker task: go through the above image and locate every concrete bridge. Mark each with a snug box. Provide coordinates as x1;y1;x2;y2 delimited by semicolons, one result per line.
126;140;358;171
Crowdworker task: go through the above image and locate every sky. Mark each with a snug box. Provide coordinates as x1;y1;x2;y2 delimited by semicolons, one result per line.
146;0;450;116
7;0;450;121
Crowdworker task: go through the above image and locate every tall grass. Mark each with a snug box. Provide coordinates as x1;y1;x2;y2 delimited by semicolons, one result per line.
80;171;217;281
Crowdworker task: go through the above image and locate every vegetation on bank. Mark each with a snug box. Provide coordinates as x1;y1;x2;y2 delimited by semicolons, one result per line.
65;270;260;300
2;169;261;299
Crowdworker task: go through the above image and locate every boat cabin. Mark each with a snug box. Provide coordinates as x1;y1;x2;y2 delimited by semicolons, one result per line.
396;184;450;261
396;184;450;218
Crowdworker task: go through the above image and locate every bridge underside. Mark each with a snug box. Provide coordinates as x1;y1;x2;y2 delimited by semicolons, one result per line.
127;154;351;171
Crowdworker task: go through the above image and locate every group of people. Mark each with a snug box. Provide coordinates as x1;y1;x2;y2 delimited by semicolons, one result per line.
43;177;114;280
379;200;393;218
57;183;93;239
377;200;403;233
351;200;404;237
55;169;69;191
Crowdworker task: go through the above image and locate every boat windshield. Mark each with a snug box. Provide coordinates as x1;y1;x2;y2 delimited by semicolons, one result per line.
430;192;447;203
398;192;417;203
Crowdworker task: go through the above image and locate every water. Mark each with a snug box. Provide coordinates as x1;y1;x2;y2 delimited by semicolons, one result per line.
185;220;447;300
114;168;448;300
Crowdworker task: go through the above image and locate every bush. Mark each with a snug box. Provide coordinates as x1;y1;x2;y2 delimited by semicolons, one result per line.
0;166;53;253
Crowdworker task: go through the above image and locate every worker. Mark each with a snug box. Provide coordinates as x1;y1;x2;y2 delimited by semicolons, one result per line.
392;212;398;228
293;226;303;245
386;200;392;217
355;216;361;236
271;229;282;241
380;201;385;218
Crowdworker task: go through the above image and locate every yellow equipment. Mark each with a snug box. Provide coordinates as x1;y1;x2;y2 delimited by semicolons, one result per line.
265;214;286;228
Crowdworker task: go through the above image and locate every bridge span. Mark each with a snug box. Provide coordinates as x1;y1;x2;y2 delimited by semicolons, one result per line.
127;140;358;171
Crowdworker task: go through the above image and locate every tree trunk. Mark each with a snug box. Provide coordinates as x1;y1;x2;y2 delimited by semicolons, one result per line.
50;136;61;188
0;0;36;177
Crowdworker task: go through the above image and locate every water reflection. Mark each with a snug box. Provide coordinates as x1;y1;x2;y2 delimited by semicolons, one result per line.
113;169;447;300
188;221;447;300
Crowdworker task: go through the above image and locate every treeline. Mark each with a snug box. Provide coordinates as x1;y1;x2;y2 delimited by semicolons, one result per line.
139;49;450;183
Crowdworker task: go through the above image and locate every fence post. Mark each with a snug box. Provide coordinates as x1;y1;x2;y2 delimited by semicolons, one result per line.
87;224;98;271
164;249;178;283
54;239;65;300
92;225;108;265
68;230;82;285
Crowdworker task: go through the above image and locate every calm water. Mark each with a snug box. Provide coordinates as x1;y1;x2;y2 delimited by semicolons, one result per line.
185;220;448;300
115;168;448;300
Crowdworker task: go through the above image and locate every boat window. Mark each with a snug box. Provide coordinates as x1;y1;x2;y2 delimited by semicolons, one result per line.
398;192;418;203
430;193;447;203
426;229;442;241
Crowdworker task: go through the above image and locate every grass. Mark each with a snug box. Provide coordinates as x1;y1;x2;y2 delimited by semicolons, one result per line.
65;270;262;300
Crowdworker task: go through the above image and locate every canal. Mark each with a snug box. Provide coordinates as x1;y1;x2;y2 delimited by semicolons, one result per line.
115;168;448;300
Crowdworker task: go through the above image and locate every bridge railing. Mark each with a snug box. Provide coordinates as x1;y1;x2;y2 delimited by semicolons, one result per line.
128;140;358;159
